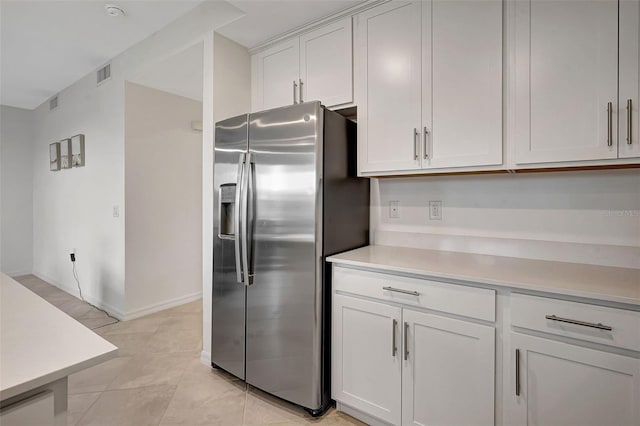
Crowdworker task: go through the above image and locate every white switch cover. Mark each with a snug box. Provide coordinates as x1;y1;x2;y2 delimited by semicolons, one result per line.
389;201;399;218
429;200;442;220
113;206;120;218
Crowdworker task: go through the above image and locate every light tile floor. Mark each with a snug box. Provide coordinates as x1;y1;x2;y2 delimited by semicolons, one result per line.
13;275;365;426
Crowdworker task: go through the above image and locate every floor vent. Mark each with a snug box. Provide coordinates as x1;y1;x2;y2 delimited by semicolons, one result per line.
97;64;111;85
49;95;58;110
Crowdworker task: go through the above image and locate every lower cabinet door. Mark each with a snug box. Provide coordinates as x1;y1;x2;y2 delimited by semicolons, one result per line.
332;294;402;425
509;332;640;426
402;309;495;426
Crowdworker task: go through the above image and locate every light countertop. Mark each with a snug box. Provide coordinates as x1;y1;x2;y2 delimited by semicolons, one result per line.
327;245;640;306
0;273;118;401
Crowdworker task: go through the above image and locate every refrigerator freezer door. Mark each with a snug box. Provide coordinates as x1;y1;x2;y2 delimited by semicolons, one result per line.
246;102;324;410
212;114;249;380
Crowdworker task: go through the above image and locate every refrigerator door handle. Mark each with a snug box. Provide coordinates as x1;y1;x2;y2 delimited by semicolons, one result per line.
234;153;246;284
241;152;254;285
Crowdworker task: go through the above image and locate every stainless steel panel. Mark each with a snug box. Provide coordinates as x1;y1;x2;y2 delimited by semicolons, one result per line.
212;114;248;380
246;102;324;410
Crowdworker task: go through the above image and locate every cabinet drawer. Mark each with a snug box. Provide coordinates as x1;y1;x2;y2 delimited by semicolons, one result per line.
333;266;495;322
511;293;640;351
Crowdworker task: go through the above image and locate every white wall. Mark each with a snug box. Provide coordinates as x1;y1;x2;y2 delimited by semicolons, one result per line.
201;32;251;365
0;106;33;276
30;2;243;318
372;169;640;268
124;82;203;318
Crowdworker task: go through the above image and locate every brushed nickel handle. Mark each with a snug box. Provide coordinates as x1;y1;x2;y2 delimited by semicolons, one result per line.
515;349;521;396
413;128;419;160
627;99;633;145
404;321;409;361
607;102;613;146
383;286;419;296
545;314;612;331
293;80;298;104
392;319;397;356
299;79;304;103
423;127;430;159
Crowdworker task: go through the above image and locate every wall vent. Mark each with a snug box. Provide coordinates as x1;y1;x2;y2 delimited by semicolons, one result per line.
97;64;111;84
49;95;58;110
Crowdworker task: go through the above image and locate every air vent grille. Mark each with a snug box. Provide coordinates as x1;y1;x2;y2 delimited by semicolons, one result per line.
97;64;111;84
49;96;58;110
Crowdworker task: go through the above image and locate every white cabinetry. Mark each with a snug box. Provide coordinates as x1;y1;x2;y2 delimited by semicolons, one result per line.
508;333;640;426
251;17;352;112
332;266;496;426
620;0;640;159
511;0;640;164
356;0;503;175
332;295;402;425
402;309;495;426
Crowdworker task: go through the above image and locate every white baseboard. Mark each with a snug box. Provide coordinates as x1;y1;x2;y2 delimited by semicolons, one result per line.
32;270;125;319
122;292;202;321
336;402;392;426
200;351;211;366
6;270;33;278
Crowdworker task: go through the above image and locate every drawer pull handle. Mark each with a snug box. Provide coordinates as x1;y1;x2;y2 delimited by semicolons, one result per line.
515;349;520;396
392;319;397;357
404;321;409;361
545;315;612;331
383;286;419;296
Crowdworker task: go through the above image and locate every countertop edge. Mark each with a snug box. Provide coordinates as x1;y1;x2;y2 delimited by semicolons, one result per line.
0;346;118;402
327;254;640;307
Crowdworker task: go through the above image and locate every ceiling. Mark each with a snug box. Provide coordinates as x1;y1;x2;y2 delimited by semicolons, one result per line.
0;0;364;110
0;0;202;110
218;0;364;49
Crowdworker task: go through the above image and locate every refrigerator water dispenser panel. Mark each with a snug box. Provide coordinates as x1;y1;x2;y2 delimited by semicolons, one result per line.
218;183;236;239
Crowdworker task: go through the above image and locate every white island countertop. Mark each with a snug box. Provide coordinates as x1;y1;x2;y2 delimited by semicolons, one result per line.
327;245;640;306
0;273;118;401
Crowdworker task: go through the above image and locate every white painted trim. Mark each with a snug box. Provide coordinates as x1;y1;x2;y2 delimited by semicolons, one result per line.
122;292;202;321
31;270;125;319
200;351;211;366
336;402;392;426
6;270;33;278
248;0;388;54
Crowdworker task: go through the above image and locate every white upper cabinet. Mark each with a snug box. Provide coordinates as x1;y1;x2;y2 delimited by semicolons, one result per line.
423;0;503;169
619;0;640;159
251;17;353;112
514;0;619;164
300;18;353;108
355;0;503;175
356;2;423;173
252;39;300;111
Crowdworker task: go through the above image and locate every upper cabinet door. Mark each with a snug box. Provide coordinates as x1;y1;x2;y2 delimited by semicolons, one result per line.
422;0;503;169
252;39;300;112
299;18;353;108
620;0;640;159
356;2;423;174
514;0;619;164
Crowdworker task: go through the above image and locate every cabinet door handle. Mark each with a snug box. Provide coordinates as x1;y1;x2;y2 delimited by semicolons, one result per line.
515;349;520;396
423;127;430;159
382;286;419;296
413;128;419;160
545;314;612;331
607;101;613;146
627;99;633;145
392;319;397;357
403;321;409;361
299;79;304;103
293;80;298;104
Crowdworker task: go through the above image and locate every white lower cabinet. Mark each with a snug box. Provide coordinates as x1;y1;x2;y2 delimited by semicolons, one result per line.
332;291;495;426
403;309;495;426
508;332;640;426
332;295;402;425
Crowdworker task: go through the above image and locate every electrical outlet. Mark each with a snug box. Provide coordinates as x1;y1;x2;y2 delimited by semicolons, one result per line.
389;201;399;218
113;205;120;218
429;200;442;220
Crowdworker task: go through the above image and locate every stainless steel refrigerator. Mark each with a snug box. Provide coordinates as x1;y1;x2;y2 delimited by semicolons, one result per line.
211;101;369;415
